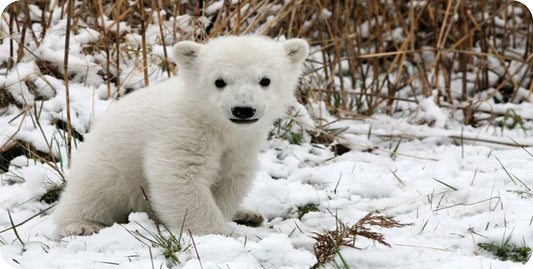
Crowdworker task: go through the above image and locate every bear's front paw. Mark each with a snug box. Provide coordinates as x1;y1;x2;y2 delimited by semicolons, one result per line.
59;220;105;237
232;208;264;227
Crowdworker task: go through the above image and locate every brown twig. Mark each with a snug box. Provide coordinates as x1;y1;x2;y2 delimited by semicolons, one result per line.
0;204;55;234
63;0;74;168
139;0;150;87
139;184;161;235
188;230;204;269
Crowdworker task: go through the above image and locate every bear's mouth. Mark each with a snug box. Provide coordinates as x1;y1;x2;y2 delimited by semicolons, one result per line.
230;118;259;124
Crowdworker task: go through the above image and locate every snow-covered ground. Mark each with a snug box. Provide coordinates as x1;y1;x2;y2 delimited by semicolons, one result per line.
1;97;532;268
1;1;533;268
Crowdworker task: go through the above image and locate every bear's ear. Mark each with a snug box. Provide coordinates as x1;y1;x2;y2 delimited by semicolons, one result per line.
172;41;204;69
282;39;309;65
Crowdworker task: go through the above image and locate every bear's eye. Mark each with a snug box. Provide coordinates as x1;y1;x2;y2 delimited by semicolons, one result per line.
259;77;271;87
214;79;227;88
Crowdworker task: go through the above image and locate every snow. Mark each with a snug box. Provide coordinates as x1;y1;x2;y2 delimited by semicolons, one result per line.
1;108;532;268
1;2;533;269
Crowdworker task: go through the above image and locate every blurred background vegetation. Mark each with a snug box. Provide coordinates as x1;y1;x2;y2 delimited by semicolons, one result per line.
0;0;532;165
2;0;532;118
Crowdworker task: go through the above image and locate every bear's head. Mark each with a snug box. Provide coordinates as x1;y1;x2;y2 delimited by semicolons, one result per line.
172;36;308;128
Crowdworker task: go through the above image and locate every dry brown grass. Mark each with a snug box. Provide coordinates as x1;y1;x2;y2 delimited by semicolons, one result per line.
0;0;532;169
311;212;412;268
2;0;531;117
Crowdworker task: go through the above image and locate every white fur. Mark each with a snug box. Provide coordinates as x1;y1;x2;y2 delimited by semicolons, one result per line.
52;36;308;237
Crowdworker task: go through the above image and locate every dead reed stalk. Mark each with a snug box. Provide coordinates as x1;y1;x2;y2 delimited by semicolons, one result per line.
139;0;149;87
63;0;74;168
1;0;532;176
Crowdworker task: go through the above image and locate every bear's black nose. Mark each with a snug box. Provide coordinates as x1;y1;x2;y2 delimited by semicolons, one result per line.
231;106;256;119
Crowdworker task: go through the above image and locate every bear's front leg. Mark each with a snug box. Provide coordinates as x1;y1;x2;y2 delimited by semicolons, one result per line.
144;144;229;235
212;151;264;227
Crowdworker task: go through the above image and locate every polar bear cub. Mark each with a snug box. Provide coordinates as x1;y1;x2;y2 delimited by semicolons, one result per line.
52;36;309;237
